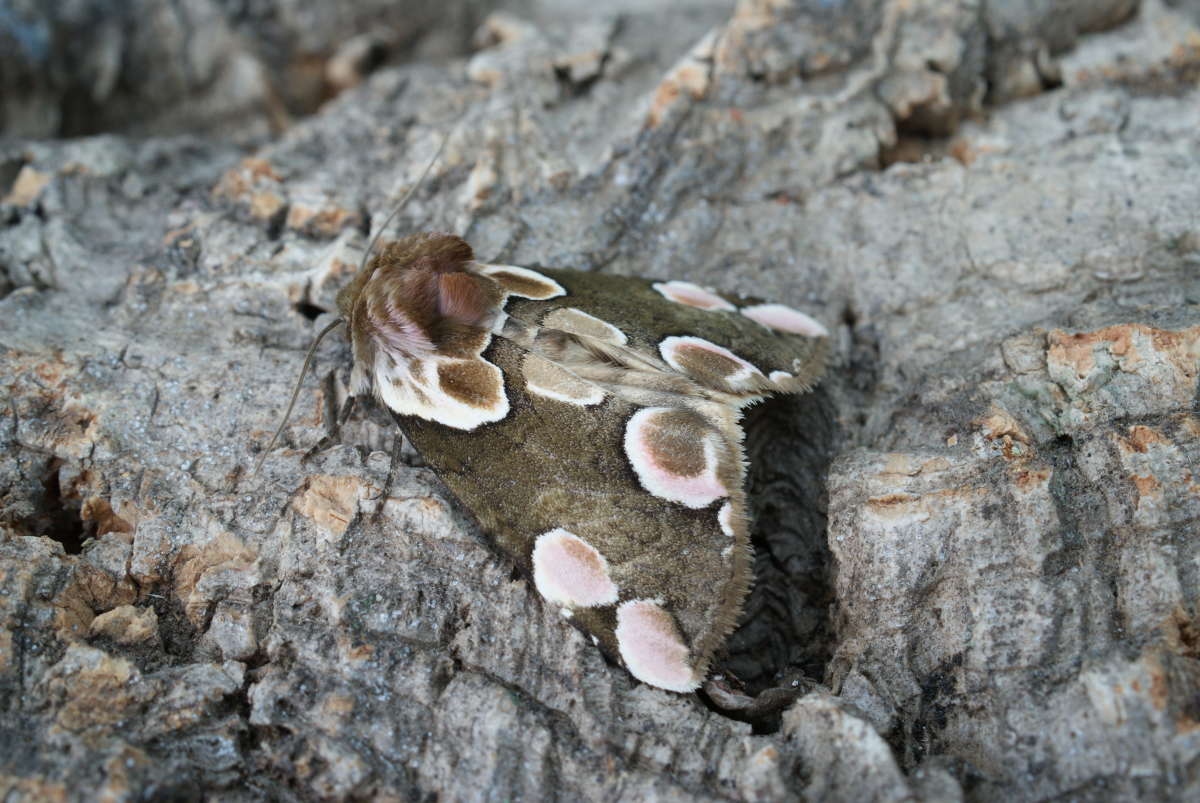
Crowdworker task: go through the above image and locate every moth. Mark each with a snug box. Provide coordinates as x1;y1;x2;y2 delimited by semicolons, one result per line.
304;231;829;693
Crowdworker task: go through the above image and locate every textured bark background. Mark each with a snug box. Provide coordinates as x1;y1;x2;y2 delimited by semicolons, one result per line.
2;0;1199;800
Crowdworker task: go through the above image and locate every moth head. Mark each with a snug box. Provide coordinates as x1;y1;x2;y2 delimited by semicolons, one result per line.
337;232;504;398
255;136;467;473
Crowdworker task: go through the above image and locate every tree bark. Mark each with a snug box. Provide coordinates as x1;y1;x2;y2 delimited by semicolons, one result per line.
2;0;1198;800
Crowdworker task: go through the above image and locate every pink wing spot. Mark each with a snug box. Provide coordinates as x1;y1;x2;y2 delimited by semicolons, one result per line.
741;303;829;337
624;408;727;509
659;336;763;383
615;599;699;692
651;280;736;311
718;502;735;538
532;529;619;608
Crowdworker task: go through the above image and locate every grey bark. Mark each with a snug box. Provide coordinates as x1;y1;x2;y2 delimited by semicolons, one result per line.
2;0;1199;800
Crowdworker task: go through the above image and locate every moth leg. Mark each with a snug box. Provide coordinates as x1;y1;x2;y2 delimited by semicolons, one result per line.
371;432;405;524
301;392;357;464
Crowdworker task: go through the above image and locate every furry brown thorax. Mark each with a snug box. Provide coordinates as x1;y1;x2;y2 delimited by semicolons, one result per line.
339;234;504;388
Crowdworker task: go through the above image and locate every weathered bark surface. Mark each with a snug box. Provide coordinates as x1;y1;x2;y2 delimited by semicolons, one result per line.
2;0;1199;800
0;0;487;138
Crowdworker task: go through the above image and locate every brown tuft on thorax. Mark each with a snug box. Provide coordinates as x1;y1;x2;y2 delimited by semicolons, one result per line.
338;232;504;366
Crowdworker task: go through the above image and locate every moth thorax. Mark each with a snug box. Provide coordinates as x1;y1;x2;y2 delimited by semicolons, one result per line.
365;299;436;359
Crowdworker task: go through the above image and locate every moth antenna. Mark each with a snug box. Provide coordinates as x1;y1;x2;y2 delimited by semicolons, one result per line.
253;317;345;476
256;121;454;477
357;126;453;275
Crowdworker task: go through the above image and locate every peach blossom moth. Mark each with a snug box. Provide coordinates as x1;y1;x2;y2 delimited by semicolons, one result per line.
322;231;828;692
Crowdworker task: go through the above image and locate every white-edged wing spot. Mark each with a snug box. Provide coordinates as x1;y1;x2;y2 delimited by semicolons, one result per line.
615;599;699;692
532;528;619;608
543;307;628;345
522;353;606;406
659;336;765;391
741;303;828;337
624;407;728;509
717;502;735;538
652;280;736;312
477;264;566;300
377;352;509;430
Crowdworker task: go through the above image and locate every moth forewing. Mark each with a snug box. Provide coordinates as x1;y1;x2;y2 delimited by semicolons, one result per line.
335;231;827;692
